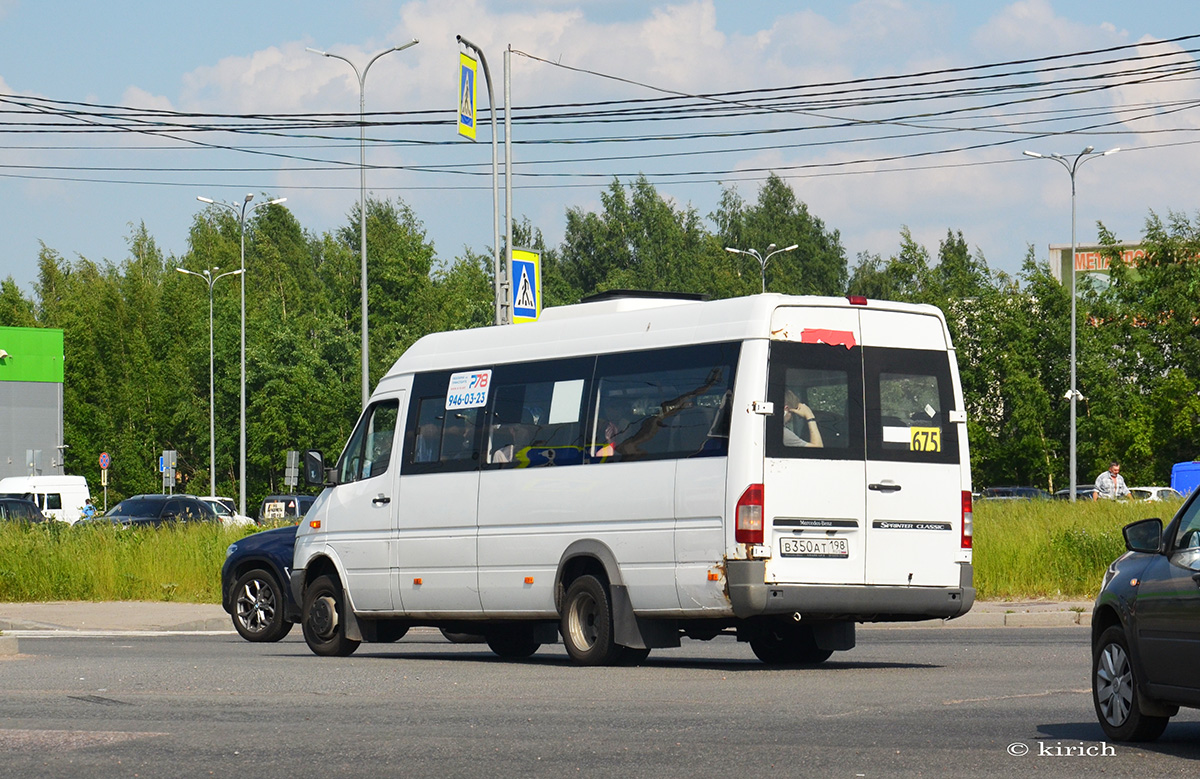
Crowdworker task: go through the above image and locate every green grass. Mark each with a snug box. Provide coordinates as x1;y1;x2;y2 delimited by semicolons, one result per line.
0;521;270;603
974;497;1180;600
0;500;1181;602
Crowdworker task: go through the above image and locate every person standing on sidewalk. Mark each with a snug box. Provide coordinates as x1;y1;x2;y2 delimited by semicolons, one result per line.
1094;461;1130;500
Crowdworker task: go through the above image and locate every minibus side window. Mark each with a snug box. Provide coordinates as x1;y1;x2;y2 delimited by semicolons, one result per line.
403;371;489;474
337;399;400;484
485;357;592;469
590;342;740;463
46;493;62;511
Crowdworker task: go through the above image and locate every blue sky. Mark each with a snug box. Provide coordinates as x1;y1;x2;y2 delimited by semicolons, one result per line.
1;0;1197;297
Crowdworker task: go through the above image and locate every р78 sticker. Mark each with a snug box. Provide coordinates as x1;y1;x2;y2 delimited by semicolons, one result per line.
446;369;492;410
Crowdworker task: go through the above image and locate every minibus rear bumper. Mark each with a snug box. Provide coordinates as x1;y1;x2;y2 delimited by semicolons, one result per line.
726;560;975;622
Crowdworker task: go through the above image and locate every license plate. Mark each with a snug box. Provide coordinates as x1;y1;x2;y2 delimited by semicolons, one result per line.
780;536;849;558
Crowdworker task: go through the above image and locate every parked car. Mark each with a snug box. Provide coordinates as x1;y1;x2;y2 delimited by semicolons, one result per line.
199;496;256;527
93;494;219;527
1092;490;1200;741
257;494;314;523
979;486;1051;500
1054;486;1098;500
0;496;48;523
221;524;300;642
1128;486;1184;502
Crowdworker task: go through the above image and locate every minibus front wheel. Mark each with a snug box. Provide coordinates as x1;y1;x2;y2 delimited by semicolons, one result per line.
302;574;361;657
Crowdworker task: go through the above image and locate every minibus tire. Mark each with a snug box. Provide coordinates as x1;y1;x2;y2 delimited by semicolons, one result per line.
302;574;361;657
749;621;833;666
486;631;541;659
561;574;622;666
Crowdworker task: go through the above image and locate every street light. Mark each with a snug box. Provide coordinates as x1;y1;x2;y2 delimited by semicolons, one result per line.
1023;145;1119;502
307;38;419;408
724;243;800;293
176;265;243;497
196;194;286;517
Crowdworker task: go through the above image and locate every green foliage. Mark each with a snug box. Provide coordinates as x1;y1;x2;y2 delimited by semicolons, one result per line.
4;171;1200;500
715;173;848;296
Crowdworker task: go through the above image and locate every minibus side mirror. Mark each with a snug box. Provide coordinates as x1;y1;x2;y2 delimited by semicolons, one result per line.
304;450;337;487
1123;517;1163;554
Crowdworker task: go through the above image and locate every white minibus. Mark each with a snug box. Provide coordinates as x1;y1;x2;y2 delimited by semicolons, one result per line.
0;475;91;524
292;292;974;665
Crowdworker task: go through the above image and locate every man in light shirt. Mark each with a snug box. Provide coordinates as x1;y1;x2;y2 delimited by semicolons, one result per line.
1094;461;1130;500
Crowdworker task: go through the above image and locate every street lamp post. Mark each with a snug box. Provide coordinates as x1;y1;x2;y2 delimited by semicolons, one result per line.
196;194;286;517
176;265;243;497
307;39;419;408
724;243;800;293
1023;145;1119;502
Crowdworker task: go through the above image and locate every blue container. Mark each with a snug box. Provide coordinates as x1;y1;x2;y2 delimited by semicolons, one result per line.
1171;461;1200;496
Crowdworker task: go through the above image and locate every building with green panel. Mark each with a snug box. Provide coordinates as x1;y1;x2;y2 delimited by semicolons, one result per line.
0;326;65;480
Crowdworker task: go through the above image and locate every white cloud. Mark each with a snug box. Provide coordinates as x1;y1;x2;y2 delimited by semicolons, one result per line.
973;0;1127;54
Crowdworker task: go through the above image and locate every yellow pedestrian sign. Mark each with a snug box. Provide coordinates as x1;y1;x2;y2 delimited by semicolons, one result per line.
458;52;477;141
512;248;541;323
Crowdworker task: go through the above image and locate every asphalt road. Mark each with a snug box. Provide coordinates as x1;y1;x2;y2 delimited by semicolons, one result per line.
3;627;1199;778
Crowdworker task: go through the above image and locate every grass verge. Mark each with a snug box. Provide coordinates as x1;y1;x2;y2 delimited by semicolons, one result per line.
974;497;1180;600
0;521;269;603
0;499;1182;603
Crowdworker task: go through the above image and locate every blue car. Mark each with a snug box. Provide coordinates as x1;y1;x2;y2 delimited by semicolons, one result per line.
221;525;300;642
1092;489;1200;740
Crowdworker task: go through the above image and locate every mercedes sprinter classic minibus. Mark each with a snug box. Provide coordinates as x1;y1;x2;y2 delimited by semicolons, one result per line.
292;293;974;665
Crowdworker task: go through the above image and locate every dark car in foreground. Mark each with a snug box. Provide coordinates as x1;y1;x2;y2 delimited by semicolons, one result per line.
1092;490;1200;741
95;494;218;527
221;524;300;642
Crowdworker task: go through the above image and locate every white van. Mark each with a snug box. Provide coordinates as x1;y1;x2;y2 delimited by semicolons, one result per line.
0;475;92;524
292;293;974;665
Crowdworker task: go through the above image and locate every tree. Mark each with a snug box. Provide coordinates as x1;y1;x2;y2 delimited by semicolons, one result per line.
714;173;848;296
0;278;36;326
559;176;725;297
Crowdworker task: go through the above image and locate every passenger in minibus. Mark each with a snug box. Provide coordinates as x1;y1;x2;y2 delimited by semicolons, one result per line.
593;400;631;458
415;422;440;462
782;389;823;448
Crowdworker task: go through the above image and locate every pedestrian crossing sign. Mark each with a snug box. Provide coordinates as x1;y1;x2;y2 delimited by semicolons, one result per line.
512;248;541;323
458;52;477;141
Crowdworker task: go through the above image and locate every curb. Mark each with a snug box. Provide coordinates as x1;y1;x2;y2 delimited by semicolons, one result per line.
860;610;1090;630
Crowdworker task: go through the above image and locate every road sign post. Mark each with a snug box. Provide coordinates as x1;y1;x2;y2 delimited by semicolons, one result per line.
458;52;477;141
99;452;110;511
162;450;177;495
511;248;541;324
285;450;300;490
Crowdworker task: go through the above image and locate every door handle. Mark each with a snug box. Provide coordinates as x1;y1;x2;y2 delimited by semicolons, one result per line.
868;483;902;493
372;495;391;505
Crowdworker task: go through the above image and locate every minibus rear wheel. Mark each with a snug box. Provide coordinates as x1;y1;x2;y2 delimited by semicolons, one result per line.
561;574;623;666
302;574;361;657
748;620;833;666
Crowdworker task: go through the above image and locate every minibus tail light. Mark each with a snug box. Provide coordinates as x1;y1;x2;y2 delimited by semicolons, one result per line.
736;484;764;545
961;491;973;549
847;295;868;306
